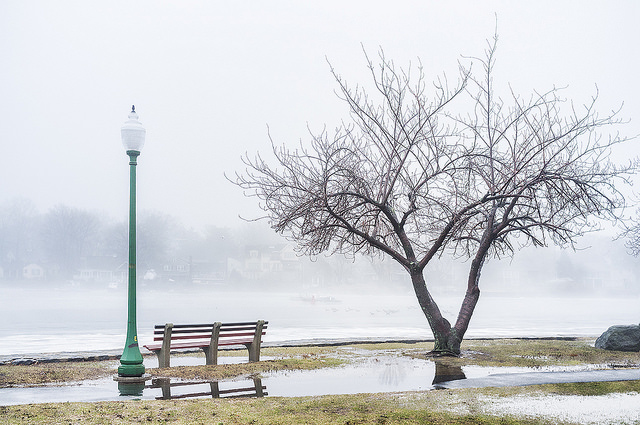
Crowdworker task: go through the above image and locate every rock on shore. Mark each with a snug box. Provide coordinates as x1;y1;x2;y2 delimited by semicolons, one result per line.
595;324;640;352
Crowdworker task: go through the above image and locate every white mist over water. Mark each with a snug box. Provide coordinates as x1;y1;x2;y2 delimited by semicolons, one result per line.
0;284;638;356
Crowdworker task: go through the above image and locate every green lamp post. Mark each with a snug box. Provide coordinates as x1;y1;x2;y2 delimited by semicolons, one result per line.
118;105;146;377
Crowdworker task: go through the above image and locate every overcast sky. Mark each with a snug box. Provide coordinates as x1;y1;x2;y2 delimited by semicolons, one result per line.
1;1;639;230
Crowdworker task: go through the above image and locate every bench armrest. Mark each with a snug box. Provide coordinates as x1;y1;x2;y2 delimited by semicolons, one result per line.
204;322;222;365
158;323;174;368
248;320;266;362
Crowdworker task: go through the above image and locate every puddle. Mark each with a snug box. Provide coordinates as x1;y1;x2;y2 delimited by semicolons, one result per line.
263;355;432;397
0;352;534;405
0;376;268;405
1;351;638;406
259;352;522;397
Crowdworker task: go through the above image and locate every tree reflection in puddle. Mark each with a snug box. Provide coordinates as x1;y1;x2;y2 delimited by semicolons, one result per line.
262;354;437;396
432;361;466;386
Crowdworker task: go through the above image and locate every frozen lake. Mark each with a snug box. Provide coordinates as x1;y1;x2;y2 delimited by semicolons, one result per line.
1;284;638;356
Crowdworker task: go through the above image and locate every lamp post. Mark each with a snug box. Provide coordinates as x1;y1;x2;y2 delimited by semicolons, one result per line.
118;105;146;377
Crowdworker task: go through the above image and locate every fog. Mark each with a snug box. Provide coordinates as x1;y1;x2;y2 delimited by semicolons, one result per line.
1;1;639;229
1;217;639;356
2;2;640;355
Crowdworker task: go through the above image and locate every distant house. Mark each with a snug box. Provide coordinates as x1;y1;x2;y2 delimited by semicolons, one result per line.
158;258;227;285
23;263;45;280
161;258;192;282
231;244;302;282
191;260;226;284
74;256;127;284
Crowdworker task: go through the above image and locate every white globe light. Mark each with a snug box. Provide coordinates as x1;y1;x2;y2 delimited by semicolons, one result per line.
121;105;146;152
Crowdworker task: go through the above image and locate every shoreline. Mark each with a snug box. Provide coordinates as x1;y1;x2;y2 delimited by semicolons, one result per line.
1;338;640;424
0;335;588;366
2;338;640;424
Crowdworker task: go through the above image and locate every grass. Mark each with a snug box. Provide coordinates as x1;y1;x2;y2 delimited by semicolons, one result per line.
148;356;345;381
0;354;343;388
537;379;640;396
1;339;639;424
0;392;567;424
0;361;115;387
390;338;640;368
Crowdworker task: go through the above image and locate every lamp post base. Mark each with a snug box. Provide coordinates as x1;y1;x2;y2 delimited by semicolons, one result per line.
117;363;146;378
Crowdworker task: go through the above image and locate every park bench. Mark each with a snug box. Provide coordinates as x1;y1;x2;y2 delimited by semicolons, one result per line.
143;320;268;368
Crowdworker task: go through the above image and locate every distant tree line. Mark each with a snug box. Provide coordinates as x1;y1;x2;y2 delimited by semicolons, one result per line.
0;197;244;282
2;197;638;296
0;197;409;288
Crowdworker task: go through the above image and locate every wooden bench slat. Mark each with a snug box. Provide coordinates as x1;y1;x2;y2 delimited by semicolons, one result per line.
165;334;213;340
167;329;263;336
155;321;265;329
147;341;209;350
147;337;257;350
153;331;266;342
153;325;268;334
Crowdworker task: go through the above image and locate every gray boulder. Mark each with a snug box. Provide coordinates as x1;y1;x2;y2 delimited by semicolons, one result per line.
595;324;640;352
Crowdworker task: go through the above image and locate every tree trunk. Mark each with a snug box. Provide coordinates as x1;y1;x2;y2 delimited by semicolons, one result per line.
453;284;480;341
410;270;461;356
411;233;489;356
453;234;490;347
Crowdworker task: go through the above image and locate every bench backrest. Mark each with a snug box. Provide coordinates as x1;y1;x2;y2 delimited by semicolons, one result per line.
153;321;268;344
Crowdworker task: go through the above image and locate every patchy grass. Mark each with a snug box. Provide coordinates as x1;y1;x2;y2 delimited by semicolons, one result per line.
0;392;561;424
432;379;640;398
537;379;640;396
0;362;115;387
399;338;640;369
6;384;635;424
0;349;345;388
148;357;345;381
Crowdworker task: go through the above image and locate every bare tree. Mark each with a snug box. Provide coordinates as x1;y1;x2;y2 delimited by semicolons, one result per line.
234;38;635;355
621;208;640;257
442;38;636;353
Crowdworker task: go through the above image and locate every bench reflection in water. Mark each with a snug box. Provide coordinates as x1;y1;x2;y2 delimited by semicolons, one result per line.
147;377;267;400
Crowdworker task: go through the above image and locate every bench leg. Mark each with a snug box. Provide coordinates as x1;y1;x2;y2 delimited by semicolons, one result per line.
210;381;220;398
247;320;265;362
152;377;172;399
204;322;221;365
253;377;265;397
158;323;173;368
